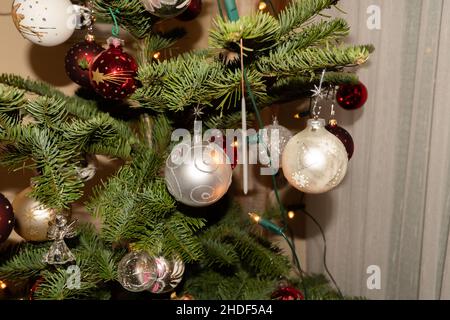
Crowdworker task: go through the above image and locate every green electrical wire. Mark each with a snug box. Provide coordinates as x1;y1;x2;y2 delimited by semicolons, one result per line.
249;212;309;300
216;0;225;20
243;70;288;229
281;232;308;300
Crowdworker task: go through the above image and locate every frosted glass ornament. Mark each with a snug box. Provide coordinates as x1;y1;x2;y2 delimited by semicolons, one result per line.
259;117;293;168
12;0;77;46
164;141;233;207
13;187;56;242
281;119;348;194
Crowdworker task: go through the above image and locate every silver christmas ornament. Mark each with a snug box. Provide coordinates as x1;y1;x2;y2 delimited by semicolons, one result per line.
164;141;233;207
281;119;348;194
12;0;77;47
259;117;293;168
76;154;98;182
117;251;157;293
140;0;191;18
147;256;185;294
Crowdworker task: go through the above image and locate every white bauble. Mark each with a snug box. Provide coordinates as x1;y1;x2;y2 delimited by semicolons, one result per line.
259;118;293;168
164;141;233;207
281;119;348;194
12;0;77;46
140;0;191;18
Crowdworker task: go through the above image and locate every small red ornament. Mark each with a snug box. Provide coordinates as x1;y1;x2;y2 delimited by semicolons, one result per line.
225;137;238;170
336;81;368;110
89;37;138;100
65;39;103;88
326;120;354;160
29;277;44;300
0;193;14;244
210;133;238;170
271;286;304;301
177;0;202;21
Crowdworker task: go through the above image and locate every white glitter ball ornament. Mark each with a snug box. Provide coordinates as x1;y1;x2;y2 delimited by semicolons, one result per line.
12;0;77;46
281;119;348;194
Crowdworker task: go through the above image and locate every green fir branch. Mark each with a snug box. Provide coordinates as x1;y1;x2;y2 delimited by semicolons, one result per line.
162;212;206;263
277;18;350;53
24;96;69;130
209;12;279;51
0;83;25;110
0;243;49;281
278;0;340;36
92;0;156;39
257;44;374;77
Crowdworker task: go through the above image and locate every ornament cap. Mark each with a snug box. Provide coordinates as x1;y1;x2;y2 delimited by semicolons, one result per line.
272;115;279;126
85;33;95;42
107;36;124;48
329;119;338;127
307;118;326;130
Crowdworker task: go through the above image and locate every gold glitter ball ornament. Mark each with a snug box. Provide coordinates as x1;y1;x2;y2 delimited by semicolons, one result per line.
12;187;56;242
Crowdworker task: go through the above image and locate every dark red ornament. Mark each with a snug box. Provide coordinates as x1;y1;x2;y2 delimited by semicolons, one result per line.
65;39;103;88
224;137;238;170
89;38;138;100
29;277;44;300
326;120;354;160
177;0;202;21
336;81;368;110
0;193;14;244
210;133;238;170
271;286;304;300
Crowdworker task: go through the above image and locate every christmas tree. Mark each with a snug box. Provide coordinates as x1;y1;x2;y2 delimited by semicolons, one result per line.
0;0;372;300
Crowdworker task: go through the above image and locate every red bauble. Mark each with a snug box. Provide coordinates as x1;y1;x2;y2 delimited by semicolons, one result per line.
89;38;138;100
224;138;238;170
336;81;368;110
0;193;14;244
29;277;44;300
271;286;304;300
210;133;238;170
65;39;103;88
177;0;202;21
326;121;354;160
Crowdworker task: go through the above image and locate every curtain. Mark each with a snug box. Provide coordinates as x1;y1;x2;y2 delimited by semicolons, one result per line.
304;0;450;300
